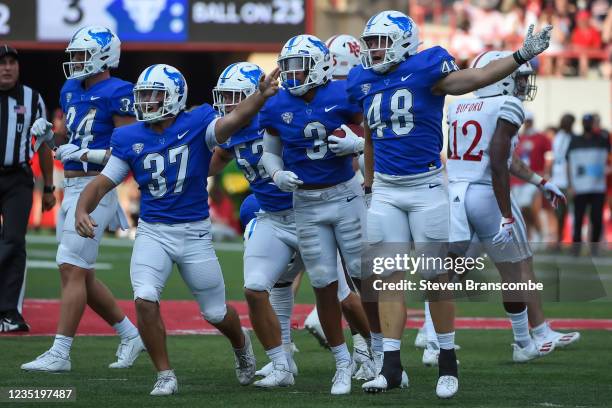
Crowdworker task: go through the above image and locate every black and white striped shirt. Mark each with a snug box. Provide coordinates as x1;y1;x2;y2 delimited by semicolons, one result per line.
0;83;46;167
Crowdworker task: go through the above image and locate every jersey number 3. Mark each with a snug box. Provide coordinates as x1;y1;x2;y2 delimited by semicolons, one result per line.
143;145;190;198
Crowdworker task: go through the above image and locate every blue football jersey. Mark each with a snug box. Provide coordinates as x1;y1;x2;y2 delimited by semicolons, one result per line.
346;46;459;176
220;116;293;212
110;104;217;224
259;80;361;185
239;193;260;227
60;77;134;172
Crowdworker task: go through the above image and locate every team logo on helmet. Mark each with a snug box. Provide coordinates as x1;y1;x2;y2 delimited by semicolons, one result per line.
240;66;263;86
387;14;413;33
282;112;293;124
88;28;114;49
132;143;144;154
163;67;184;95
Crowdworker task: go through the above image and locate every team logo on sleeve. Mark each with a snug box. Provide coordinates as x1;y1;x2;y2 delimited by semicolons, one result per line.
132;143;144;154
282;112;293;124
360;83;371;95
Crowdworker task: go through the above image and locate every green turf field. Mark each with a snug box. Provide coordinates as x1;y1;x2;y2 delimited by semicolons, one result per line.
0;233;610;407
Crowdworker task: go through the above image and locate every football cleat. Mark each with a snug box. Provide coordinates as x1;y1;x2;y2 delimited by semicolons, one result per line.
512;340;555;363
255;353;298;377
0;311;29;333
436;375;459;399
540;329;581;349
234;328;257;385
422;342;440;367
150;372;178;396
362;370;409;393
331;364;352;395
109;335;146;368
352;335;376;380
21;350;71;372
414;326;427;348
253;363;295;388
304;308;329;349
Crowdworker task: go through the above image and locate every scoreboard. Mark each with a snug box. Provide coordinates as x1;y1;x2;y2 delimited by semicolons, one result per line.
0;0;311;51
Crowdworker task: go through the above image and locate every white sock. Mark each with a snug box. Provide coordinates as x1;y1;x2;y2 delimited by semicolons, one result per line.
113;317;139;341
330;343;351;368
424;301;439;346
507;308;532;348
158;369;175;378
437;331;455;351
270;285;294;345
532;321;551;340
352;333;367;351
382;338;401;352
51;334;73;358
370;332;383;353
265;345;287;368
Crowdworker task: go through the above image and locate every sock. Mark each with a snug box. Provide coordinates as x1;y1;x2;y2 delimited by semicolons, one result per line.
158;369;175;378
370;332;383;354
382;337;401;352
270;285;294;345
265;345;287;368
330;343;351;368
424;301;439;346
380;350;403;387
113;317;139;341
51;334;73;358
437;331;455;351
507;308;532;348
353;333;368;351
532;321;551;340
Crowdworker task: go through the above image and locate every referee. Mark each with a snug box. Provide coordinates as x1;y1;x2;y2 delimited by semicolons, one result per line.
0;45;55;332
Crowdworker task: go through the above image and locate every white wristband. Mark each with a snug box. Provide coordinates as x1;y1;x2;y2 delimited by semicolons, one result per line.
86;149;108;165
529;173;544;187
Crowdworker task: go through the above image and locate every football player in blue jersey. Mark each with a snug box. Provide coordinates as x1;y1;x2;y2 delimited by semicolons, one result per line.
73;63;280;396
346;10;553;398
261;35;381;395
209;62;374;387
22;26;144;373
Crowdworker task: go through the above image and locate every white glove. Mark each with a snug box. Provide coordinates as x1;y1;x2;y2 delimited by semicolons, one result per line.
516;24;552;62
492;217;515;249
539;180;566;209
328;125;364;156
55;144;88;164
273;170;303;192
31;118;54;151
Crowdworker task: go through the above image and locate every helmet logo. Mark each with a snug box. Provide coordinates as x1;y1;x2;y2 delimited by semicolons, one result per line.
347;41;360;57
239;67;263;86
386;15;412;34
307;37;329;55
87;28;113;48
163;67;184;95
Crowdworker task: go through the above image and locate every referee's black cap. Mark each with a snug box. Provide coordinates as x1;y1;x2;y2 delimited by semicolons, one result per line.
0;44;18;59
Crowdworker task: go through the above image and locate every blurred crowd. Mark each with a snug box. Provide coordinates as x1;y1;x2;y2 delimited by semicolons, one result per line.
447;0;612;77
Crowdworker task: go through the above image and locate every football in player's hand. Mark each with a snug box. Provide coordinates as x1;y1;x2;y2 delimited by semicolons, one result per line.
331;124;364;138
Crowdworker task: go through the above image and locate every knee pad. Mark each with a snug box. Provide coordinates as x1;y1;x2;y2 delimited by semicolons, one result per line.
337;217;363;253
134;286;160;303
296;225;320;262
202;304;227;324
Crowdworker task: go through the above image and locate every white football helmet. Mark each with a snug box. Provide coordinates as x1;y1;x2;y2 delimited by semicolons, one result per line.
326;34;361;79
360;10;420;73
133;64;188;122
471;51;537;101
213;62;264;116
278;34;332;96
63;26;121;80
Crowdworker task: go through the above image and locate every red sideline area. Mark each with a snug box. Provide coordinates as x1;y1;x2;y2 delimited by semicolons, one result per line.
6;299;612;336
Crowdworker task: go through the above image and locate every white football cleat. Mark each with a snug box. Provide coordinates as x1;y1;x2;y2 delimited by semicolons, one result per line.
304;308;329;349
362;371;409;393
414;326;427;348
253;363;295;388
21;350;71;372
436;375;458;399
331;365;352;395
541;329;581;348
512;340;555;363
150;372;178;396
422;342;440;367
234;328;257;385
109;335;145;368
255;352;298;377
